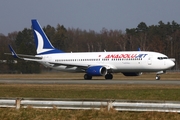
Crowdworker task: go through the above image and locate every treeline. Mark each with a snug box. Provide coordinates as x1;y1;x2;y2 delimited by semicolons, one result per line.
0;21;180;73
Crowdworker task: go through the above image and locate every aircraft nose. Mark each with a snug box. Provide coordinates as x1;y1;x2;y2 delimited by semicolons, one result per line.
167;60;175;68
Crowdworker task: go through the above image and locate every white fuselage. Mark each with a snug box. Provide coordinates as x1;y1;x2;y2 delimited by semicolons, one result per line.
8;19;175;80
36;51;175;73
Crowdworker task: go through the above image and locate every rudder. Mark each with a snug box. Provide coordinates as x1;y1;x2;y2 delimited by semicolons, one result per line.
31;19;64;55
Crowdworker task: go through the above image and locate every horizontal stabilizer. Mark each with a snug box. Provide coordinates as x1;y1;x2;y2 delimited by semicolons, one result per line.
8;45;19;58
5;45;42;61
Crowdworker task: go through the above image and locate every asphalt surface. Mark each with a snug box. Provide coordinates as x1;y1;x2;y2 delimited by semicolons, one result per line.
0;79;180;85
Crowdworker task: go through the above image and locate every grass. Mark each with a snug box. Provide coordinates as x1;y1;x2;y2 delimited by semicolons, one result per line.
0;72;180;119
1;108;180;120
0;84;180;100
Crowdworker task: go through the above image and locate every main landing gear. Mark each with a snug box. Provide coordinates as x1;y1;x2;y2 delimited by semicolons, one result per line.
105;73;113;79
84;74;92;80
84;73;113;80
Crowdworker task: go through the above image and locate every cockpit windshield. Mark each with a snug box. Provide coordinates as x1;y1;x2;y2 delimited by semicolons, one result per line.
157;57;168;60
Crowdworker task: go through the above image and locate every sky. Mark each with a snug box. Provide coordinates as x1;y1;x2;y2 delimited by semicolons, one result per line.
0;0;180;35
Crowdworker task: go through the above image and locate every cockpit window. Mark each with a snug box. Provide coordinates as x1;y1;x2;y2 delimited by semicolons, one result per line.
157;57;168;60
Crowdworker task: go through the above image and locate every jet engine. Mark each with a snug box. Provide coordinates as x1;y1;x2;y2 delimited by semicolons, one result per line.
86;66;107;76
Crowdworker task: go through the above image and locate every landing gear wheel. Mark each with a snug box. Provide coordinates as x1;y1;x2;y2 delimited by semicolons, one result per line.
155;75;160;80
84;74;92;80
105;73;113;80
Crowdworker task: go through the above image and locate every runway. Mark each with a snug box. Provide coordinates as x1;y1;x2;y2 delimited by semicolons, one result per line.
0;79;180;85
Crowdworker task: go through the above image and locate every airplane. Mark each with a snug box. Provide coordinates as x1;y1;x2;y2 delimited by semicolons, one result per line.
6;19;175;80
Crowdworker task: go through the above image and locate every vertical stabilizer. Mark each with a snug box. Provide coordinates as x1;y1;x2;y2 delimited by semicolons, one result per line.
31;19;64;55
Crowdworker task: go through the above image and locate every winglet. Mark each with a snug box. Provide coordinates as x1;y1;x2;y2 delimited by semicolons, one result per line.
138;48;141;51
8;45;19;58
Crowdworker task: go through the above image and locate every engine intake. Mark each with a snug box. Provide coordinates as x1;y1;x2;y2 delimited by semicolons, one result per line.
86;66;107;76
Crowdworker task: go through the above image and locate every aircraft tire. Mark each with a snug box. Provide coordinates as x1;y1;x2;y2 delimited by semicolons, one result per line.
155;75;160;80
105;73;113;80
84;74;92;80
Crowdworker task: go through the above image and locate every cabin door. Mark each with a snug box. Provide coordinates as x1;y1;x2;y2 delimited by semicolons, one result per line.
148;56;152;65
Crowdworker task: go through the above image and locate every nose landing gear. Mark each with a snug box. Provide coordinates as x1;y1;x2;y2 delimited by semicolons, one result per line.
155;71;166;80
155;75;160;80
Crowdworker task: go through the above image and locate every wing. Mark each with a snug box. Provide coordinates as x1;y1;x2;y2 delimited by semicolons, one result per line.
48;61;113;72
48;61;89;71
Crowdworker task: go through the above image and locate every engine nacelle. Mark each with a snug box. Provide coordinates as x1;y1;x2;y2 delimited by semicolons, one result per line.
122;72;142;76
86;66;107;76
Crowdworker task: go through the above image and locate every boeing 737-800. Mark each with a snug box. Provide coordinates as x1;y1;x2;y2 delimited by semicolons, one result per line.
7;19;175;80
